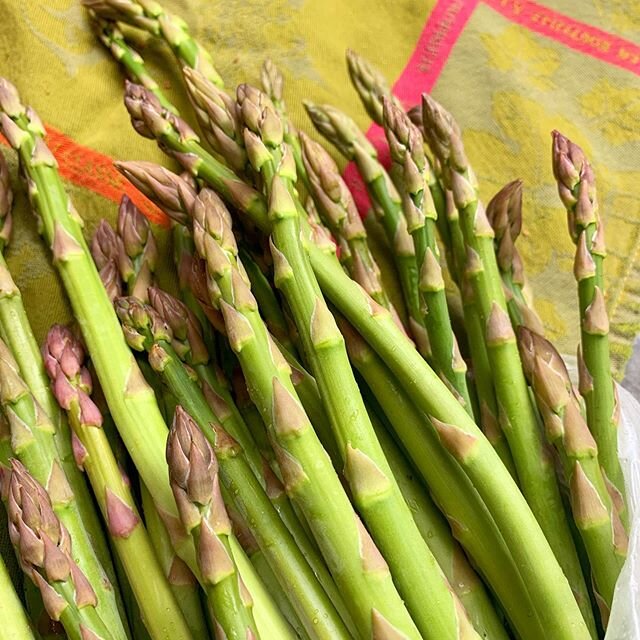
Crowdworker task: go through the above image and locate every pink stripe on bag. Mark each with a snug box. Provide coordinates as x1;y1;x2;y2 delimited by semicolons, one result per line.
485;0;640;76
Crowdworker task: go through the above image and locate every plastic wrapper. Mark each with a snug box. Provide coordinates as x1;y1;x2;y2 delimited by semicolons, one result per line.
605;383;640;639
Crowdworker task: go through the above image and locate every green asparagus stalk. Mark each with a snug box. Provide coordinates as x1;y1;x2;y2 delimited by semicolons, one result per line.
345;49;401;126
172;224;219;357
43;325;194;640
304;100;431;357
188;186;420;639
240;82;478;640
237;248;297;354
339;316;544;638
442;177;517;474
88;13;175;111
364;395;509;640
114;87;589;637
227;500;308;640
114;295;353;640
167;405;259;639
551;131;626;523
139;483;209;639
421;94;593;629
259;59;310;192
0;338;128;640
485;181;544;334
518;326;627;622
182;67;248;175
299;132;391;310
0;153;118;596
7;460;115;640
0;552;36;640
382;98;472;411
116;195;157;301
82;0;224;88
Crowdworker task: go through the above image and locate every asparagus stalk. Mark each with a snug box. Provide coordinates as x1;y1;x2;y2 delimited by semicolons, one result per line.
345;49;401;126
116;195;157;301
182;67;248;175
518;326;627;622
88;13;175;111
364;395;509;640
0;153;117;594
114;295;353;640
0;552;36;640
240;82;477;640
139;483;209;639
114;88;589;637
485;181;544;334
442;180;516;474
43;325;194;640
188;187;420;639
551;131;626;522
299;132;391;310
167;405;259;639
228;500;308;640
304;100;431;357
238;248;297;355
7;460;115;640
382;98;472;411
259;59;310;192
82;0;224;88
0;337;128;640
421;94;593;628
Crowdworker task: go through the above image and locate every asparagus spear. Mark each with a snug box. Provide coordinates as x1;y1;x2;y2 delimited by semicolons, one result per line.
382;98;472;411
0;151;118;597
240;82;477;640
115;89;589;638
7;460;115;640
138;483;209;639
551;131;626;523
114;296;353;640
345;49;401;126
82;0;224;88
117;195;157;301
518;326;627;622
182;67;248;175
88;13;175;111
0;337;128;640
188;186;420;639
0;552;36;640
485;181;544;334
304;100;431;357
167;405;259;639
421;94;593;630
43;324;194;640
299;132;391;310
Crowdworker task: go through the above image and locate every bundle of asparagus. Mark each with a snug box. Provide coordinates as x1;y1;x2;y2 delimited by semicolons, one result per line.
0;2;632;638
